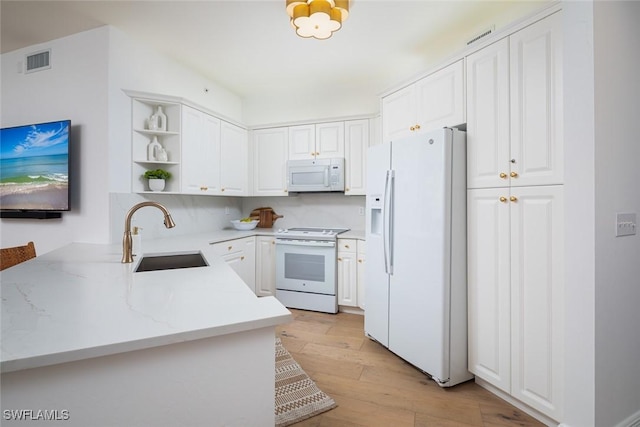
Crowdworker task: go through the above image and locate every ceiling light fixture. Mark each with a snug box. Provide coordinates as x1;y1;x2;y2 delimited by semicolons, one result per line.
286;0;349;40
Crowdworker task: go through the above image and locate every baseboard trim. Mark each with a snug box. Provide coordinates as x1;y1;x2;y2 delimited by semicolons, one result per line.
615;409;640;427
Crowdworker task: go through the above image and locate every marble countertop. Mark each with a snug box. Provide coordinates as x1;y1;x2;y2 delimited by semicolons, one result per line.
0;232;291;373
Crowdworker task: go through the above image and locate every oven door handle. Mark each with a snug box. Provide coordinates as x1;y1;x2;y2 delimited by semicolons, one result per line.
275;239;336;248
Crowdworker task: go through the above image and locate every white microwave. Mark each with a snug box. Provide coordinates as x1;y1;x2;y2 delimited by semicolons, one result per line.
287;158;345;193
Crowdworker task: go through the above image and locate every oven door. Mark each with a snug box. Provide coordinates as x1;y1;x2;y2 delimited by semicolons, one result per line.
275;239;337;295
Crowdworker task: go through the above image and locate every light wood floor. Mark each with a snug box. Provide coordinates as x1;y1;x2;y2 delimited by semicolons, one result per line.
276;309;544;427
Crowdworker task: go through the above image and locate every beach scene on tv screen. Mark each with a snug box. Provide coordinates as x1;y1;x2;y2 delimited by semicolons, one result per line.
0;121;69;211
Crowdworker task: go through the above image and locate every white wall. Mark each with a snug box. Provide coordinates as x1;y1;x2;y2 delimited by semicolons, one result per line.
563;2;640;427
1;28;111;255
563;2;596;425
592;2;640;426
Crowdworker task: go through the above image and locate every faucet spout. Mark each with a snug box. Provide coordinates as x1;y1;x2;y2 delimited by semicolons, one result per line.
122;201;176;263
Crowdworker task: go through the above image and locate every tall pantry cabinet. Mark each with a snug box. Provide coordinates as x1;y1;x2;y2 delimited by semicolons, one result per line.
466;11;564;422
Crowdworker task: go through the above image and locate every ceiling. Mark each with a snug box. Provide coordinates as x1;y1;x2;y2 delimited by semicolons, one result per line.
1;1;546;113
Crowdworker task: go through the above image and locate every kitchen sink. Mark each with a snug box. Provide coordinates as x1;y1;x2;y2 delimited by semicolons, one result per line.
134;251;208;272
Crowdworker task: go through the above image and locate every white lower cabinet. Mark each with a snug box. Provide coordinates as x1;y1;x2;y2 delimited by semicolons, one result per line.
356;240;365;310
337;239;358;307
255;235;276;297
211;237;256;293
467;185;564;421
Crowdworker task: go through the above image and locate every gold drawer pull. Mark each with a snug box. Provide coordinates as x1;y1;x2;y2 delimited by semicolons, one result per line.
344;244;350;249
241;256;245;261
228;246;233;251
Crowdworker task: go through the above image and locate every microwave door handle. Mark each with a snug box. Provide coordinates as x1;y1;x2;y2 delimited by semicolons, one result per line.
324;166;330;187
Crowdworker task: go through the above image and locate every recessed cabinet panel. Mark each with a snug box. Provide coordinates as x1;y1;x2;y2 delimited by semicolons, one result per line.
288;125;316;160
344;119;369;195
467;188;511;393
415;59;465;130
220;122;248;196
382;85;416;143
510;185;564;419
510;11;563;187
181;105;221;194
253;128;289;196
466;38;511;189
315;122;345;158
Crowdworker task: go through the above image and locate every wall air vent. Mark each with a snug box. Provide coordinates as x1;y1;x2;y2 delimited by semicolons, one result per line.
25;49;51;73
466;26;495;46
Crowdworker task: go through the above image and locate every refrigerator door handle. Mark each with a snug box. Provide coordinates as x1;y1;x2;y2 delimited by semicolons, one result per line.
383;170;395;275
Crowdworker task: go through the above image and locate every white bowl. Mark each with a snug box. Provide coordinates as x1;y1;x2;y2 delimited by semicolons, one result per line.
231;219;259;230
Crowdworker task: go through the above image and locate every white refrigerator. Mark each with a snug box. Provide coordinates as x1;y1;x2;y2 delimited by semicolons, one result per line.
364;127;472;387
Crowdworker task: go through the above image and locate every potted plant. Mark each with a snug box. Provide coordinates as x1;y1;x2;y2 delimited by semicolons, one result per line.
143;169;172;192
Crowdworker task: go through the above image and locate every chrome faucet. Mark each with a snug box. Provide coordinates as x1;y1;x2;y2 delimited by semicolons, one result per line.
121;201;176;263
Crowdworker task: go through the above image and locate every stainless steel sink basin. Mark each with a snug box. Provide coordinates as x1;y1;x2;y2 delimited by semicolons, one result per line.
134;251;208;272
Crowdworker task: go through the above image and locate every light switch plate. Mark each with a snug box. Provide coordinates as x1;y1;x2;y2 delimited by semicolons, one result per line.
616;212;637;237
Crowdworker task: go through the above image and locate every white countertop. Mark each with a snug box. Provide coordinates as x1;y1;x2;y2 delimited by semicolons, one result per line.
0;231;291;373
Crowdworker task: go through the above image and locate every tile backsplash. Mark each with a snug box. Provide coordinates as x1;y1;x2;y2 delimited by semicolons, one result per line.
110;193;365;243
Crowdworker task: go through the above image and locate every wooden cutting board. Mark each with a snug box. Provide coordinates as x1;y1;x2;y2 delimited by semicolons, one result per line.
249;207;283;228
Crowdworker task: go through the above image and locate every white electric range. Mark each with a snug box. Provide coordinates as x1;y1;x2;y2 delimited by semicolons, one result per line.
274;227;349;314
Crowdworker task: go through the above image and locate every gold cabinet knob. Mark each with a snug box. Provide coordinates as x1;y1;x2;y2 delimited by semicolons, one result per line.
344;244;350;249
409;126;415;131
228;246;233;251
338;257;343;262
499;172;508;179
499;196;508;203
415;124;421;130
310;152;315;156
221;188;225;192
358;259;363;263
241;256;245;261
510;171;519;178
510;196;518;202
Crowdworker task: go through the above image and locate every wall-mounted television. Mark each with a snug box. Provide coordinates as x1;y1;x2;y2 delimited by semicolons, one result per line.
1;119;71;218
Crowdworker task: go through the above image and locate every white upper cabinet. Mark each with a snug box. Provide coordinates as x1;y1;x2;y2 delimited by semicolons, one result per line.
181;105;221;194
220;121;249;196
253;127;289;196
466;38;511;189
509;12;563;187
382;59;465;143
315;122;345;159
288;124;315;160
288;122;344;160
344;119;369;195
467;12;563;189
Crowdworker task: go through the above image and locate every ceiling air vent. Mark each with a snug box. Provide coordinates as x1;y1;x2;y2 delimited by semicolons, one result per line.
25;49;51;73
467;26;495;46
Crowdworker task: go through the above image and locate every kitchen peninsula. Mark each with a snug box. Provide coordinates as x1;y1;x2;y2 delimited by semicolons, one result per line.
1;234;291;426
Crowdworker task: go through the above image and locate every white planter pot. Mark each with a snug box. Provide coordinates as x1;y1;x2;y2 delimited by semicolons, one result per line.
148;179;166;192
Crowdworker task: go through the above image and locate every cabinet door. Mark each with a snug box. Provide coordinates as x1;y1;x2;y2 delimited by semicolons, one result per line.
415;59;465;131
288;124;316;160
253;128;289;196
381;85;415;143
315;122;345;158
466;38;511;189
337;239;357;307
212;237;256;293
344;119;369;195
510;185;564;419
255;236;276;297
181;105;221;194
467;188;511;393
220;122;248;195
509;12;563;187
356;240;366;310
